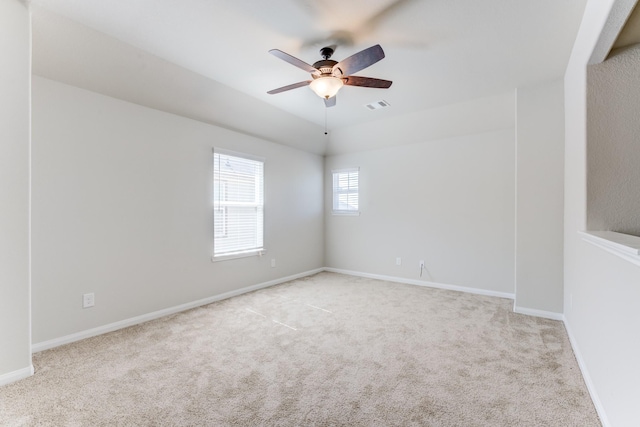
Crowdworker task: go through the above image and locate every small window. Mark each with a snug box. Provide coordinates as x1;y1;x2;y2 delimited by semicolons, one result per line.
332;168;359;215
213;149;264;259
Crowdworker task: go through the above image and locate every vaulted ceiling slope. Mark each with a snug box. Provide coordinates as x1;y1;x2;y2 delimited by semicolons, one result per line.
31;0;588;155
613;1;640;51
31;8;327;155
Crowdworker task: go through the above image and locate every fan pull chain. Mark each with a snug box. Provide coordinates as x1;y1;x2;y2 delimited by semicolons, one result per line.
324;106;328;135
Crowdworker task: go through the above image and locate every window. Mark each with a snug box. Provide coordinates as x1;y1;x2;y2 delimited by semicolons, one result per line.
332;168;359;215
213;149;264;258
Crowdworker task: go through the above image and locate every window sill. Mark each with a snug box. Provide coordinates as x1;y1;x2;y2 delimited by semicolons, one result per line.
211;249;266;263
579;231;640;267
332;211;360;216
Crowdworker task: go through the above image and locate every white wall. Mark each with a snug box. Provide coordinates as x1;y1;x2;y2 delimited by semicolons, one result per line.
0;0;32;385
326;92;515;155
31;76;324;344
514;79;565;316
565;0;640;425
587;44;640;235
325;128;516;295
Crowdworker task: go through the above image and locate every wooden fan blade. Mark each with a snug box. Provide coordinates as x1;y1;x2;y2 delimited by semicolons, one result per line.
343;76;393;88
332;44;385;77
267;81;312;94
269;49;320;75
324;96;336;108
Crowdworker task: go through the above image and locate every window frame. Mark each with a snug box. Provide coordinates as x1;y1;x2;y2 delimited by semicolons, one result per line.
212;148;265;261
332;167;360;216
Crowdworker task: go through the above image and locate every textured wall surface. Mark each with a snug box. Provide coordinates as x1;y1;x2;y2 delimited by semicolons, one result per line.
587;43;640;236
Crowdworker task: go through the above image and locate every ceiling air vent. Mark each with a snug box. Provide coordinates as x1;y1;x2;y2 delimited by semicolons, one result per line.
365;100;391;110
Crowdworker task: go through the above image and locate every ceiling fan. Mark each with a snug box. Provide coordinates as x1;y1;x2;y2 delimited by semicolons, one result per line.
267;44;392;107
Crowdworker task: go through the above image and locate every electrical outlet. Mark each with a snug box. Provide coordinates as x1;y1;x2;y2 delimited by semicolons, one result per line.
82;293;95;308
271;258;276;268
396;257;402;266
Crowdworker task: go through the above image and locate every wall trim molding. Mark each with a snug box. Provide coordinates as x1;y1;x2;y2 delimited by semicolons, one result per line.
32;268;324;353
27;266;607;424
324;267;515;300
513;305;564;321
563;317;611;427
32;267;573;353
0;365;34;387
580;231;640;268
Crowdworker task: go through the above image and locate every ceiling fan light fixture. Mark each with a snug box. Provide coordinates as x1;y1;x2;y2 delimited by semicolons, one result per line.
309;76;344;99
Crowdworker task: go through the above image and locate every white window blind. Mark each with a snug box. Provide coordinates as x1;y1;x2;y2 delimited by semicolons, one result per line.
332;168;359;215
213;150;264;257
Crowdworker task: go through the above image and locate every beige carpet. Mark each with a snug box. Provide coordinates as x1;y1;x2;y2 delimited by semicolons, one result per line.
1;272;600;426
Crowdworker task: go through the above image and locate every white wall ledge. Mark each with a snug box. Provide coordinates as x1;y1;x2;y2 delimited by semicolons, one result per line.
580;230;640;267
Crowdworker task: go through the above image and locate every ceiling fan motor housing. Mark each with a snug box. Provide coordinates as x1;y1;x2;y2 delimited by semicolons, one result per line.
312;59;338;77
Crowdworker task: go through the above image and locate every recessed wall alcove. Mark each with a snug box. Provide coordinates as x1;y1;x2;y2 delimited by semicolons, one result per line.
586;43;640;237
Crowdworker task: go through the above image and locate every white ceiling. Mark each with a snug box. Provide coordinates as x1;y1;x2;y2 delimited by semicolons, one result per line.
30;0;587;154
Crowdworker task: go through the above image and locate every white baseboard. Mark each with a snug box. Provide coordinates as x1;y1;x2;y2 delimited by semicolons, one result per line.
324;268;515;300
563;317;611;427
32;268;324;353
0;365;34;387
513;305;564;321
